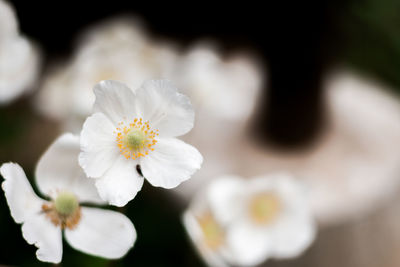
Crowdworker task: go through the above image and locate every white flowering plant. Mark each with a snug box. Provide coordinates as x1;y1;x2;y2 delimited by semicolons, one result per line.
1;78;204;264
1;134;136;263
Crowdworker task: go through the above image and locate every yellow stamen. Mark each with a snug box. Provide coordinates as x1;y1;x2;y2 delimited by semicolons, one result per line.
197;212;225;250
115;118;158;159
42;192;81;230
249;193;281;225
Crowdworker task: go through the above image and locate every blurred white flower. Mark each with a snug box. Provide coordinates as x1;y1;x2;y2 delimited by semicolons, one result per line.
79;80;203;207
1;133;136;263
0;0;40;104
36;18;177;131
183;173;316;267
170;44;262;121
179;68;400;227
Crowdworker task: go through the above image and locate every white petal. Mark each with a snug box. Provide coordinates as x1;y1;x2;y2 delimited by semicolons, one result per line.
65;207;136;259
93;80;137;125
21;213;63;264
79;112;120;178
182;211;203;245
136;79;194;137
249;173;305;198
141;138;202;189
35;133;104;204
95;156;144;206
226;221;272;266
207;176;245;226
270;218;316;259
0;163;43;223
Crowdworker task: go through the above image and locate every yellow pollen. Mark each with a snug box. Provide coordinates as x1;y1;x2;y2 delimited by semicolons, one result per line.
249;193;281;225
42;192;81;230
197;212;225;250
115;118;158;160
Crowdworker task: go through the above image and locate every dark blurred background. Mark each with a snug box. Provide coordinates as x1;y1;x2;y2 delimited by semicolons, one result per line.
2;0;400;266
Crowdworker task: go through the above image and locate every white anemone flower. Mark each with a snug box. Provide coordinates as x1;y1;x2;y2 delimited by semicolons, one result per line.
183;174;316;267
0;133;136;263
79;79;203;207
0;0;40;104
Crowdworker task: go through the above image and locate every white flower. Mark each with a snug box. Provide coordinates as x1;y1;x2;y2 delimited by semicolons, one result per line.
169;44;262;121
183;173;316;267
0;0;40;104
79;79;203;207
0;133;136;263
35;18;177;131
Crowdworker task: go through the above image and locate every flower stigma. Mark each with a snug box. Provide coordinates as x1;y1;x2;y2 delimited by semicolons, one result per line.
54;192;79;215
197;212;225;250
249;193;281;225
115;118;158;159
42;192;81;230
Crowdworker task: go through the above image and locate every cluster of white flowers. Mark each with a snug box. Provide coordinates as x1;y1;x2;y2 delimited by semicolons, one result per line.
0;7;317;267
1;134;136;263
35;18;262;131
35;18;177;127
2;79;203;263
0;0;40;104
183;174;316;267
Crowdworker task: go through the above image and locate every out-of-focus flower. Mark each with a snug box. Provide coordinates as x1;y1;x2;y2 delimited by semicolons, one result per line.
0;0;40;104
79;80;203;207
36;18;177;131
170;44;262;121
1;134;136;263
183;173;316;267
179;69;400;227
183;183;233;267
35;17;263;133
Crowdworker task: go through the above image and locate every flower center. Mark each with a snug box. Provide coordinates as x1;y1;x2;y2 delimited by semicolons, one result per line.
115;118;158;159
42;192;81;230
54;192;79;216
249;193;281;225
124;130;146;150
197;212;225;250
